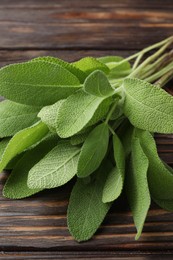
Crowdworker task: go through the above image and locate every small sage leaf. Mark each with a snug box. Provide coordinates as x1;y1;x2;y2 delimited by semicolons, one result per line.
102;133;125;203
0;138;10;161
28;141;80;189
153;198;173;211
77;123;109;177
38;100;65;132
126;138;150;240
73;57;109;76
0;121;49;173
84;70;115;97
56;89;112;138
70;132;89;146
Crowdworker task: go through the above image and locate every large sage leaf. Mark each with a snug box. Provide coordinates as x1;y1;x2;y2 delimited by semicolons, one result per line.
136;129;173;200
32;56;86;83
123;78;173;133
67;162;112;242
28;141;80;189
3;135;59;199
126;138;150;240
77;123;109;177
0;100;39;137
0;61;81;106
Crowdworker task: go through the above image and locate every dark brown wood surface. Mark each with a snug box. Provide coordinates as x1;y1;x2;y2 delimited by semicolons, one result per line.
0;0;173;259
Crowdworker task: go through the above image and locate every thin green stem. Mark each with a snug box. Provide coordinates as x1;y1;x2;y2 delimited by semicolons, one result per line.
129;39;173;78
154;69;173;88
139;50;173;80
108;125;116;135
109;36;173;68
105;102;118;124
132;53;143;70
145;61;173;83
112;116;125;130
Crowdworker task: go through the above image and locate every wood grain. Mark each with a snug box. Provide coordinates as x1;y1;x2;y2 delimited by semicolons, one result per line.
0;0;172;50
0;0;173;258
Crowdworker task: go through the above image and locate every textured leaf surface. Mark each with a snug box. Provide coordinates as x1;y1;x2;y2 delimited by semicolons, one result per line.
70;132;89;146
77;123;109;177
0;100;39;137
102;134;125;203
38;100;65;132
32;56;86;83
28;141;80;189
153;198;173;211
84;70;114;97
73;57;109;76
120;122;134;157
56;90;112;138
0;138;10;160
0;121;49;172
3;135;59;199
123;78;173;133
68;162;112;242
137;129;173;200
0;61;80;106
126;138;150;240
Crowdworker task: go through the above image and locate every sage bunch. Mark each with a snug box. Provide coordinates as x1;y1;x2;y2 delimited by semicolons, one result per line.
0;37;173;241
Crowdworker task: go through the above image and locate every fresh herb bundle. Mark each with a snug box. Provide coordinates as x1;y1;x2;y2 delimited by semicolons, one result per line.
0;37;173;241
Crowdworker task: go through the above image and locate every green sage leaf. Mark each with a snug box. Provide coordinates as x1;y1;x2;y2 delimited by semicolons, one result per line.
67;162;112;242
0;138;10;161
0;61;81;106
136;129;173;200
126;138;150;240
0;100;39;137
70;132;89;146
0;121;49;172
3;135;59;199
84;70;114;97
77;123;109;177
102;134;125;203
123;78;173;133
28;141;80;189
32;56;86;83
73;57;109;76
38;100;65;132
56;89;112;138
153;198;173;211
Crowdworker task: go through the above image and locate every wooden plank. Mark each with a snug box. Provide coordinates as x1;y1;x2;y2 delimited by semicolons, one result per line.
0;251;173;260
0;49;134;67
0;0;172;49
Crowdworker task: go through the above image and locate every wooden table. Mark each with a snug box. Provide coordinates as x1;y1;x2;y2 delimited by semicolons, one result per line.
0;0;173;258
